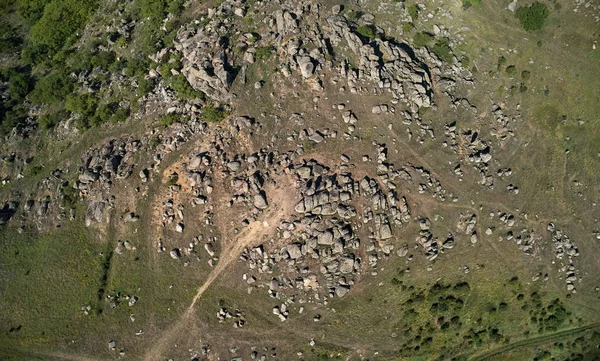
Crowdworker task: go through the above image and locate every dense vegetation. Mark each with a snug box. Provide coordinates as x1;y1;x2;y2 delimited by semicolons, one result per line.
0;0;194;136
516;2;550;31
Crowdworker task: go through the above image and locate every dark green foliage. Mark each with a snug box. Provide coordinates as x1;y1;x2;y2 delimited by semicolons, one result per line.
137;76;155;96
202;103;229;123
90;51;117;69
521;70;531;80
497;56;507;67
462;0;481;10
254;46;274;60
515;2;550;31
506;65;517;76
346;9;364;22
356;25;377;39
0;67;34;135
402;22;415;34
125;57;151;78
21;43;51;65
407;4;419;21
0;104;28;136
413;32;434;48
17;0;53;23
30;0;98;53
519;83;528;92
159;113;181;127
65;93;98;118
29;70;74;105
38;109;67;129
65;93;128;129
7;70;34;101
169;75;204;100
0;22;23;54
431;38;453;63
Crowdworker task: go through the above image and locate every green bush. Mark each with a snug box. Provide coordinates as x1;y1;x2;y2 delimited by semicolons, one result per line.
515;2;550;31
413;32;434;48
521;70;531;80
407;4;419;21
254;46;274;60
159;113;180;126
462;0;481;10
111;107;129;123
7;70;34;101
505;65;517;76
30;0;98;53
17;0;53;23
29;70;74;105
432;38;453;63
137;76;155;96
38;109;67;129
497;56;507;68
65;93;98;117
356;24;377;39
90;51;116;69
0;22;23;53
169;75;204;100
202;103;229;123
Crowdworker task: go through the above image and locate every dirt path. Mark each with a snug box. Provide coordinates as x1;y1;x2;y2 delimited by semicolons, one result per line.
142;176;297;361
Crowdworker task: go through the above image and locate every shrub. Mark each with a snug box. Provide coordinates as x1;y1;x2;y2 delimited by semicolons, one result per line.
515;2;550;31
0;23;23;53
432;38;453;63
254;46;274;60
65;93;98;117
521;70;531;80
169;74;204;100
497;56;507;68
90;51;116;69
402;22;414;34
506;65;517;76
519;83;528;93
137;76;155;96
7;70;34;101
356;24;377;39
159;113;180;126
30;70;74;105
38;110;67;129
413;32;434;48
202;103;229;123
462;0;481;10
30;0;98;53
17;0;53;23
407;4;419;21
111;107;129;123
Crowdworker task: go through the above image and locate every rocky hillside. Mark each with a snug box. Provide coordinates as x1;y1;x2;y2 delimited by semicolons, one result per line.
1;0;600;360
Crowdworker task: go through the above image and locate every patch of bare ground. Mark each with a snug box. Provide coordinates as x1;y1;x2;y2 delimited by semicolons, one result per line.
142;174;297;361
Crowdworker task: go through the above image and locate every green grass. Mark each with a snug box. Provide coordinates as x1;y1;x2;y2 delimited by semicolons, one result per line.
431;38;453;63
413;31;434;48
202;103;229;123
0;225;104;347
356;24;378;39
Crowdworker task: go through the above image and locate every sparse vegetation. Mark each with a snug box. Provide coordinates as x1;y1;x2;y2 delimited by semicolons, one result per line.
462;0;482;10
413;31;434;48
407;4;419;21
432;38;453;63
202;103;229;123
356;24;378;39
254;46;274;60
